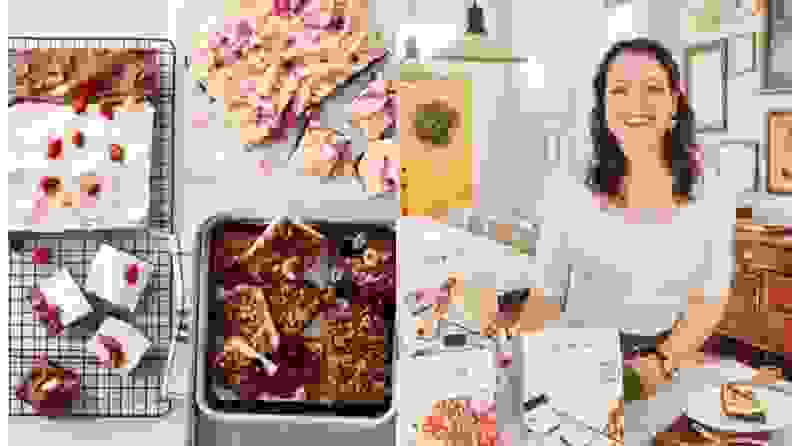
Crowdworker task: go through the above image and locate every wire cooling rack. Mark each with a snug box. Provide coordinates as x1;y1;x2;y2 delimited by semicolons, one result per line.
8;37;181;418
8;231;179;417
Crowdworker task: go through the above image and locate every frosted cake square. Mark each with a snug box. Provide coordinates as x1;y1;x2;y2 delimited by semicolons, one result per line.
88;317;152;374
32;268;92;336
84;244;152;312
8;101;155;230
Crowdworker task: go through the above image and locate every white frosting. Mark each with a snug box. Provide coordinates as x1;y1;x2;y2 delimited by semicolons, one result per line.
8;103;155;230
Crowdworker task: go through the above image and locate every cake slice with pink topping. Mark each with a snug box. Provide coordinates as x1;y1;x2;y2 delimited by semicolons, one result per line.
32;268;93;336
88;317;152;374
84;244;152;312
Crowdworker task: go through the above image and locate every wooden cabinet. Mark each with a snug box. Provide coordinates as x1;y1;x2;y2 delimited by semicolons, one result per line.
767;110;792;193
717;272;761;340
397;79;474;218
654;431;721;446
762;271;792;313
716;215;792;353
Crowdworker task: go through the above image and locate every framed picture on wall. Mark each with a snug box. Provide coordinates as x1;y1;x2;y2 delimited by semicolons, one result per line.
761;0;792;93
716;140;761;192
767;110;792;194
731;33;757;76
685;40;728;132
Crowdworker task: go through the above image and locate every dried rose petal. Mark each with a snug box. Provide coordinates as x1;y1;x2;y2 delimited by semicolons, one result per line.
47;137;63;159
466;399;496;417
71;130;84;147
125;263;142;286
32;247;50;265
110;144;124;162
30;288;65;336
496;351;513;369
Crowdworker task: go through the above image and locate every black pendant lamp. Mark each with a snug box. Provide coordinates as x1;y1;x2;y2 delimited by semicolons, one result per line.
466;0;488;36
431;0;530;63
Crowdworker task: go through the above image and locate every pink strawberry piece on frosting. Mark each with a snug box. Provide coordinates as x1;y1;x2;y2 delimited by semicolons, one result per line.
125;263;144;286
32;247;50;265
30;288;65;337
96;335;126;367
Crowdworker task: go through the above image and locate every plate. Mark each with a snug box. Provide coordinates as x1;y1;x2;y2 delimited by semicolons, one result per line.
684;383;792;432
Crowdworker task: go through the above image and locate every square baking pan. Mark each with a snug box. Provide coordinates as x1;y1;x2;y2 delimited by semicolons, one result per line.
193;214;396;425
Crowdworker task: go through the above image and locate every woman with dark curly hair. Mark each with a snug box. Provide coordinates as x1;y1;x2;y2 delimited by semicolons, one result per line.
499;38;739;402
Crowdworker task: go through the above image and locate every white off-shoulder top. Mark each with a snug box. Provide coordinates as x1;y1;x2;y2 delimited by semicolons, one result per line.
527;167;738;336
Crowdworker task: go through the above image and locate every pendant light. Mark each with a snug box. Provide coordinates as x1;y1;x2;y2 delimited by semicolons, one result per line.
431;0;531;63
466;0;487;36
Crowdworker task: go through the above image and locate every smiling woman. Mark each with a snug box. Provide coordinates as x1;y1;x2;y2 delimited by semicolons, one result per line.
510;39;741;432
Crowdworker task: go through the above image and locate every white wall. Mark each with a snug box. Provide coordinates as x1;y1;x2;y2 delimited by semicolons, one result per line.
674;0;792;218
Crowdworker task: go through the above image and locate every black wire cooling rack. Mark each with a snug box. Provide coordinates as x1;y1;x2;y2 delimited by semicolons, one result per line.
8;37;180;418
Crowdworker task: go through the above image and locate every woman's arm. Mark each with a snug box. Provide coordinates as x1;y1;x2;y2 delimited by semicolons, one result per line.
658;290;729;370
659;208;736;369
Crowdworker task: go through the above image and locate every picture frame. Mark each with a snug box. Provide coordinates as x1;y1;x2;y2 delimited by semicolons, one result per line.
731;32;757;76
715;140;761;192
685;40;728;132
766;109;792;194
760;0;792;93
735;0;753;16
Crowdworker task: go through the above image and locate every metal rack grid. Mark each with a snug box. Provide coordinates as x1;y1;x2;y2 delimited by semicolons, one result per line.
8;37;179;417
8;36;176;232
8;231;175;417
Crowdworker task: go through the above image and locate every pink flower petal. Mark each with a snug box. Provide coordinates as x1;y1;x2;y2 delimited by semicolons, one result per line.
258;159;273;176
623;208;641;224
496;351;513;369
350;95;388;114
367;48;388;62
126;263;141;286
368;80;387;94
264;362;279;376
31;247;50;265
654;208;673;224
239;79;257;96
192;111;210;129
31;193;49;225
192;47;210;66
676;80;688;96
79;192;97;208
270;334;280;350
609;127;625;145
415;288;450;305
592;193;609;209
467;399;497;416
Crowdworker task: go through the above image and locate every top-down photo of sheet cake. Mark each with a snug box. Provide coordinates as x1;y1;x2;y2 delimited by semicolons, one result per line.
9;49;158;230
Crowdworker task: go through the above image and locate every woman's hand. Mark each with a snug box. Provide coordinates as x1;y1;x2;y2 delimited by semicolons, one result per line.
636;353;673;399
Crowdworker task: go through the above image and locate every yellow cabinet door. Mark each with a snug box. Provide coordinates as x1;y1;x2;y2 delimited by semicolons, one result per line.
398;79;473;219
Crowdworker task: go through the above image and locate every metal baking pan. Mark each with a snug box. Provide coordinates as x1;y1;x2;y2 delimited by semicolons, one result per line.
193;213;396;426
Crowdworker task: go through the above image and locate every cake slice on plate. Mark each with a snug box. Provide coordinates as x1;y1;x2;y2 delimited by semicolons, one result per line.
84;244;152;312
720;383;768;423
88;317;152;374
32;268;93;336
